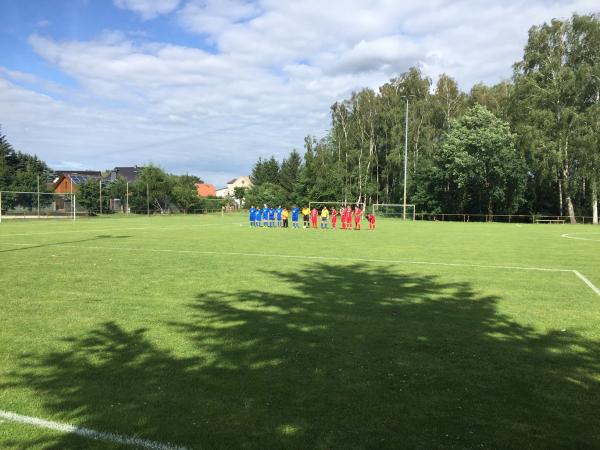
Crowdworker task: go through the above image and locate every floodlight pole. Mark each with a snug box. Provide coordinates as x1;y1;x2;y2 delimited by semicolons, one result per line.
402;96;410;220
37;176;40;218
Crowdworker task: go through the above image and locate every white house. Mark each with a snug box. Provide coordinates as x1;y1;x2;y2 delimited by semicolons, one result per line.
216;176;253;206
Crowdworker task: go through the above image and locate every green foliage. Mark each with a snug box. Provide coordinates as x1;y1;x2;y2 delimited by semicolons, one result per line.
76;178;110;215
434;105;526;214
233;186;247;200
0;129;52;210
250;156;280;186
171;174;202;213
244;182;287;207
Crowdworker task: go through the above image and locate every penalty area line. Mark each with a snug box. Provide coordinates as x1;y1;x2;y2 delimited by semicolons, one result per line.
573;271;600;297
0;410;190;450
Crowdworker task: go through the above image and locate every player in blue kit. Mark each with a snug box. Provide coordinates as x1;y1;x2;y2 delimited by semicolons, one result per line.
276;206;283;227
269;207;276;227
255;207;263;227
291;206;300;228
262;206;269;227
249;206;256;227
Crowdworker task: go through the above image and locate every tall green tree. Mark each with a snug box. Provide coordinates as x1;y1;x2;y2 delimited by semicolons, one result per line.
171;174;202;213
250;156;280;186
424;105;526;215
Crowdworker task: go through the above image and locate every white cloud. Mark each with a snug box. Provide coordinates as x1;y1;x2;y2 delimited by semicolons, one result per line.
178;0;260;35
2;0;599;184
113;0;180;20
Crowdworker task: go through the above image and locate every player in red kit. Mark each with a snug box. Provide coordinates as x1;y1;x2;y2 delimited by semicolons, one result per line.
311;207;318;229
345;206;353;230
354;205;362;230
368;213;376;230
331;207;338;229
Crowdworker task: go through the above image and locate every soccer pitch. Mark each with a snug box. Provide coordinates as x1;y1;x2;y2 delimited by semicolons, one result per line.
1;214;599;449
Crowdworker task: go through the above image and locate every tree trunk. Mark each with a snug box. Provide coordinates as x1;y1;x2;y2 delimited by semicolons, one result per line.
562;168;576;224
558;177;563;216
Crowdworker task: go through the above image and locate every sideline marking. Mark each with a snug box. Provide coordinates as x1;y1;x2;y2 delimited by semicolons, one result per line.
561;233;600;243
1;241;598;296
0;410;190;450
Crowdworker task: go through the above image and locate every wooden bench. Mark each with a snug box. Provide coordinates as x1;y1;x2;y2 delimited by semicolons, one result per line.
535;219;566;224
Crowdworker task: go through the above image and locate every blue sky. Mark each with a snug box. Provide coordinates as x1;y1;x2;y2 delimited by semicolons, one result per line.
1;0;598;186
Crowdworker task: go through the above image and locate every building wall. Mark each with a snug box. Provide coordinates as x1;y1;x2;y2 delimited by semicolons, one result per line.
54;176;77;193
227;176;252;196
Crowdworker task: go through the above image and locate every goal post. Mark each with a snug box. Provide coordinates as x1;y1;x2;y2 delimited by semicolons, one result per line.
0;191;77;223
372;203;416;220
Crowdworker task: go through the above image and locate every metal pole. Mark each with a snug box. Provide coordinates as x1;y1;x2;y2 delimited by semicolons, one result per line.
126;181;129;214
146;183;150;216
403;96;409;220
0;191;2;224
37;175;40;218
99;179;102;215
73;194;76;221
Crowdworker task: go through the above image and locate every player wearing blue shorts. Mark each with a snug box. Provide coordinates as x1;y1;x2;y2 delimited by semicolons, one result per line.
292;206;300;228
249;206;256;227
269;207;276;227
255;208;262;227
262;206;269;227
276;206;283;227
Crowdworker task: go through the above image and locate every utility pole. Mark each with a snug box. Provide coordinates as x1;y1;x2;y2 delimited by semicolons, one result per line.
404;96;408;220
37;175;40;218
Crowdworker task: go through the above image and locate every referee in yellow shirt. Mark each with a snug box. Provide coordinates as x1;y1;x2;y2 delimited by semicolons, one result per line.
302;206;310;228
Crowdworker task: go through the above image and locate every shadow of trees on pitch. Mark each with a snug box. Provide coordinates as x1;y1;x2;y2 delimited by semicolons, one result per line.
4;264;600;449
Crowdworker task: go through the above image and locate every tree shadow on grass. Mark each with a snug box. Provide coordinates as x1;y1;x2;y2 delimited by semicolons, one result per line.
4;264;600;449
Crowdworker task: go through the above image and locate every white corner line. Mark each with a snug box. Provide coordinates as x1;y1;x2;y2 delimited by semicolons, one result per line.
573;271;600;297
0;410;191;450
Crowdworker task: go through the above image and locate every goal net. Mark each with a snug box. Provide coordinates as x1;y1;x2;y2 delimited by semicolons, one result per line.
372;203;416;220
0;191;76;222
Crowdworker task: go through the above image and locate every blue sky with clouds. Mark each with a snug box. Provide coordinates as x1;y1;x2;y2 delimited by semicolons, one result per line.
1;0;598;186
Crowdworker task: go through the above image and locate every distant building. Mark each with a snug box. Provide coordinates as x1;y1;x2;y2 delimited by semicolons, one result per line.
109;166;142;182
215;176;252;206
215;187;229;198
195;183;216;197
53;171;101;194
225;176;252;196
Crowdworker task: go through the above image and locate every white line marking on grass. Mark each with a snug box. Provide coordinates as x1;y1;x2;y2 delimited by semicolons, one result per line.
2;242;598;297
561;233;600;242
0;410;190;450
573;271;600;297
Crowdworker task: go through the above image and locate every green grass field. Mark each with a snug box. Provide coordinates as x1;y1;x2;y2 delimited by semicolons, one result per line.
1;214;599;449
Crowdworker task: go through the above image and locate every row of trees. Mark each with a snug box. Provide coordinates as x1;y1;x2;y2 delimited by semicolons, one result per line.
246;14;600;223
76;165;229;214
0;132;228;215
